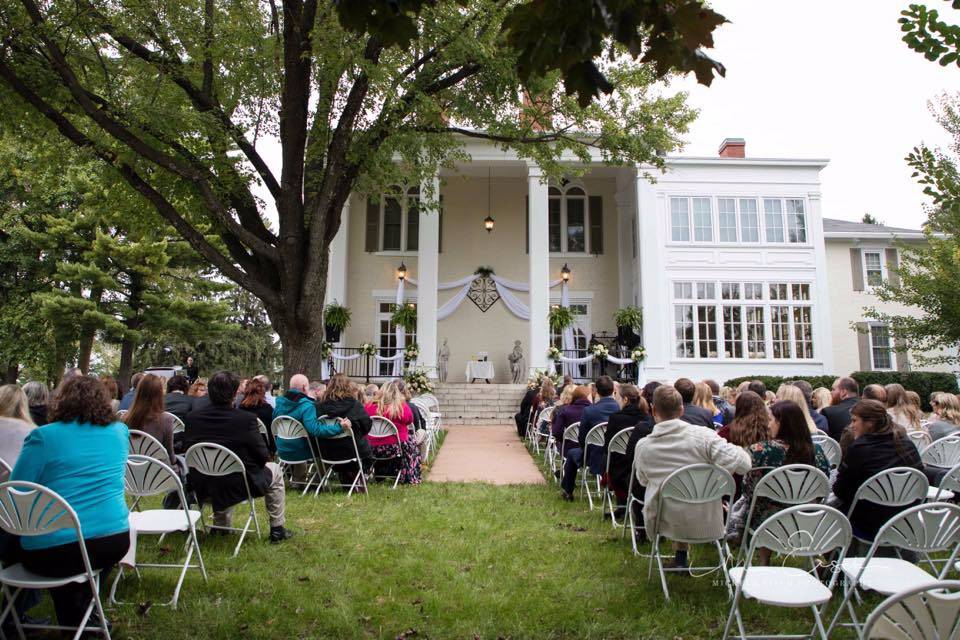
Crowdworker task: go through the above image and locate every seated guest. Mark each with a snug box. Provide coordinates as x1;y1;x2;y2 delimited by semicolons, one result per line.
0;385;36;464
164;375;194;420
98;377;120;414
832;399;924;541
721;391;771;447
234;379;249;407
812;387;832;412
534;378;558;435
635;386;751;570
693;382;723;426
822;377;860;441
862;384;887;403
604;384;654;509
239;378;276;453
253;375;276;409
674;378;715;429
188;379;210;411
365;381;422;485
316;374;374;477
364;384;379;403
789;380;829;433
560;376;620;500
308;381;326;400
747;380;767;399
726;400;831;555
704;379;734;425
21;381;48;427
185;371;292;543
550;386;590;494
273;374;348;464
885;383;922;432
11;376;129;629
123;374;177;469
928;392;960;441
776;384;819;433
118;372;143;411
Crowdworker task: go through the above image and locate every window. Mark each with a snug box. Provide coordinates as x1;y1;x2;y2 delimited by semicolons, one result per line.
376;301;416;376
548;185;591;253
764;199;785;243
692;197;713;242
670;197;690;242
863;251;884;287
718;198;738;242
739;198;760;242
870;324;893;370
786;199;807;242
672;279;814;360
378;186;420;252
670;196;712;242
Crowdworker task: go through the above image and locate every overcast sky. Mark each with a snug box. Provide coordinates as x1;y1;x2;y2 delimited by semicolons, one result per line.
675;0;958;228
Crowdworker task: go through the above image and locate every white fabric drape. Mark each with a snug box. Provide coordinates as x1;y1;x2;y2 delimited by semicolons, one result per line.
406;274;476;290
437;282;472;320
494;280;532;320
490;275;564;291
560;281;574;378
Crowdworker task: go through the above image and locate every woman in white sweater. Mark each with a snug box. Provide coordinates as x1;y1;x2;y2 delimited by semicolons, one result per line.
0;384;36;468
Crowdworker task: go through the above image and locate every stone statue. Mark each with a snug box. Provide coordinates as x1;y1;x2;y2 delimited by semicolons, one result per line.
437;338;450;383
508;340;525;384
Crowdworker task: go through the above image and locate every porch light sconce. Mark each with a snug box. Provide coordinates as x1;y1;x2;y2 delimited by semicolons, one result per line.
483;214;495;233
397;262;407;281
561;263;571;282
483;166;495;233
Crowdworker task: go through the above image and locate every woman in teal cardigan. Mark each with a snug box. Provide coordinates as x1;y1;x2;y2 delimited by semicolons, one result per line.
10;376;129;629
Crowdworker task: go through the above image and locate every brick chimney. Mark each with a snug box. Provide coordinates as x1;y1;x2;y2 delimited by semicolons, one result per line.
718;138;746;158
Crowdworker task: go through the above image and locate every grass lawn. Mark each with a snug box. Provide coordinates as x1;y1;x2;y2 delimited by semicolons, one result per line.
104;439;867;639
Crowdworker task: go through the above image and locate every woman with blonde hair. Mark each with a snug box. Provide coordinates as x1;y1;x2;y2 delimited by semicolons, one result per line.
557;384;575;407
885;383;922;431
775;384;818;433
0;384;36;466
364;380;421;484
928;392;960;441
811;387;832;411
693;382;721;425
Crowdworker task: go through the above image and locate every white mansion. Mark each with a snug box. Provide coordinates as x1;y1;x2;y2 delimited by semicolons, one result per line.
325;137;940;383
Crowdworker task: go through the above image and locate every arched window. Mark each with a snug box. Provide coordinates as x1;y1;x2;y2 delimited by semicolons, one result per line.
548;183;592;253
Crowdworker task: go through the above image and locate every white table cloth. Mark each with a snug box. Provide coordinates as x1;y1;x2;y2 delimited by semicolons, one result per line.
465;361;495;382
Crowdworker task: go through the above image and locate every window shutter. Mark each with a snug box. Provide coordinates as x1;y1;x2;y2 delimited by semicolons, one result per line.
885;248;900;287
438;195;443;254
365;198;380;252
589;195;603;254
856;322;871;370
850;248;864;292
895;337;910;372
525;196;529;254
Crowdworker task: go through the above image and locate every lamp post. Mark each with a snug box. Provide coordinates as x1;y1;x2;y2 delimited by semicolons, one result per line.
483;166;495;232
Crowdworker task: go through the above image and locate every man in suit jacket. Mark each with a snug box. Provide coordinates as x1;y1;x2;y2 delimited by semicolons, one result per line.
560;376;621;499
822;377;860;442
184;371;293;543
674;378;716;429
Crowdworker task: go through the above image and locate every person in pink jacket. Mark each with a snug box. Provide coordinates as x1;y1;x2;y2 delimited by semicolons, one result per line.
365;381;421;484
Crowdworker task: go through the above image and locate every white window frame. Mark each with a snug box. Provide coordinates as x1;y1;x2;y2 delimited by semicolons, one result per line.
861;248;888;289
377;186;420;253
670;279;816;362
869;323;894;371
548;182;591;255
670;196;713;244
666;195;811;247
373;297;417;376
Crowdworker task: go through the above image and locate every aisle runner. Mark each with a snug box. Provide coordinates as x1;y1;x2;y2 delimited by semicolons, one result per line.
428;425;545;485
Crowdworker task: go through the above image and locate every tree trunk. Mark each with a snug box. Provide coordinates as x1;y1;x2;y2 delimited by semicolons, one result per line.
3;363;18;384
118;275;143;393
77;287;104;374
272;310;328;385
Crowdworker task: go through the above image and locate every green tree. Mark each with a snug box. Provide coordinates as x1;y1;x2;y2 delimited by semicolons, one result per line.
900;1;960;67
0;0;700;379
861;213;882;225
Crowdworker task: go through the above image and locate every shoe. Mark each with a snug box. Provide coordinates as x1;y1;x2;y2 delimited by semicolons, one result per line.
664;559;691;576
269;526;294;543
560;491;574;502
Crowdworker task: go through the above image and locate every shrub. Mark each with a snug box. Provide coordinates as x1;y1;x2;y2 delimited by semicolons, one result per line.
723;375;838;393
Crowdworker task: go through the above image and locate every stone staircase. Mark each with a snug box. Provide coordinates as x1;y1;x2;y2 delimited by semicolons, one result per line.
433;383;527;425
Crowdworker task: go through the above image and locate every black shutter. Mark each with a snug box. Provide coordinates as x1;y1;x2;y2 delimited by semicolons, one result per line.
850;248;864;292
525;196;529;254
589;195;603;254
365;197;380;252
856;322;871;370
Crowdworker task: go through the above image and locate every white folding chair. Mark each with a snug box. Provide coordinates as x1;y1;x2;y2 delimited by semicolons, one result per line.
921;435;960;470
271;416;322;495
0;481;111;640
315;420;366;496
928;463;959;502
557;422;580;485
185;443;261;557
623;457;646;554
368;417;403;489
129;429;169;462
166;411;185;436
816;438;841;470
734;464;831;566
908;430;933;452
602;426;634;528
410;397;439;460
110;455;206;609
828;502;960;637
846;466;929;544
581;422;608;510
529;406;554;456
722;504;852;640
861;580;960;640
647;463;736;601
813;428;830;438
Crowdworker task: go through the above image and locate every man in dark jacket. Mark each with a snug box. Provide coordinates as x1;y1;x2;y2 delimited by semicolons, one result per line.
822;377;860;441
704;379;734;425
674;378;715;429
184;371;293;543
164;375;194;420
560;376;620;499
515;386;538;438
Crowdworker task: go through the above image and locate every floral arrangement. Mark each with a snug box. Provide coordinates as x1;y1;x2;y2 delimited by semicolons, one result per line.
403;367;434;395
404;343;420;360
546;345;562;361
590;343;609;359
474;265;495;278
631;346;647;362
526;368;561;390
359;342;378;356
320;341;334;359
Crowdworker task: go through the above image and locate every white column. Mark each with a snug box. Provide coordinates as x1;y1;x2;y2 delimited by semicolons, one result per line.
636;170;669;379
808;191;835;374
325;198;350;310
416;175;440;378
615;173;635;308
528;165;550;372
